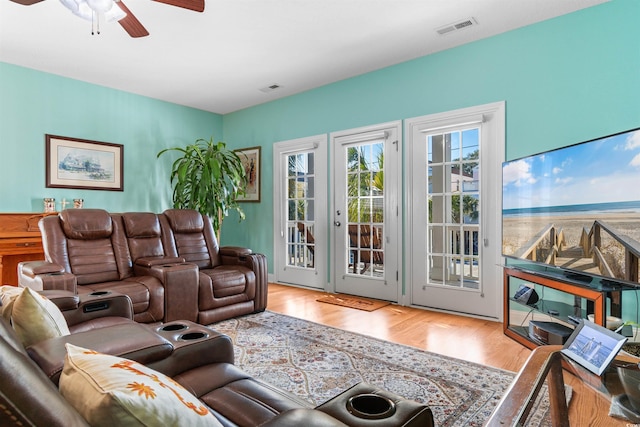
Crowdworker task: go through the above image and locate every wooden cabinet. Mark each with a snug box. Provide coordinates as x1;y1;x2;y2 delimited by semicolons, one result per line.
0;213;55;286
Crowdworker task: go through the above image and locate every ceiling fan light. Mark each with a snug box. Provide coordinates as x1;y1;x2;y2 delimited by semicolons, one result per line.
73;2;95;20
59;0;81;13
104;4;126;22
86;0;112;13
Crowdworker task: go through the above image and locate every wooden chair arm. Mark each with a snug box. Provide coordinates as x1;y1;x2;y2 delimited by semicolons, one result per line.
485;345;569;427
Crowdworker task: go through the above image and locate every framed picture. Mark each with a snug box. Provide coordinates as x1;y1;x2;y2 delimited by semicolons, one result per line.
561;319;627;376
46;134;123;191
235;146;261;202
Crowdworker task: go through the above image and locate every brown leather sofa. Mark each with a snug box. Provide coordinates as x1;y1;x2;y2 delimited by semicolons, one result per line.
0;308;434;427
18;208;267;325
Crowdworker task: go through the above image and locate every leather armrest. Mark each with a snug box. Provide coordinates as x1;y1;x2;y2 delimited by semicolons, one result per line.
146;264;199;322
260;409;348;427
62;293;134;329
220;246;253;259
146;322;234;377
40;290;79;312
20;261;64;276
18;262;77;293
134;257;186;268
27;322;174;386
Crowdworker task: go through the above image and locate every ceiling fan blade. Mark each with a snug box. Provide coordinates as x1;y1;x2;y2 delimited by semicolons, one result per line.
116;1;149;38
8;0;45;5
153;0;204;13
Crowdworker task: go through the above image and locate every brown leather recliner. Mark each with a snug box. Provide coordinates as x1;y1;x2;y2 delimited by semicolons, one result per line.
20;209;165;323
0;315;355;427
161;209;268;324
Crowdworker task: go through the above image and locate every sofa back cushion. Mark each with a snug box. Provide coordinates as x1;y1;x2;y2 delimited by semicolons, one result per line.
120;212;165;262
54;209;130;284
163;209;220;268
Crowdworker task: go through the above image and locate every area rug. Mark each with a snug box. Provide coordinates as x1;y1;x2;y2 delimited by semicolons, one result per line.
316;293;391;311
211;311;565;426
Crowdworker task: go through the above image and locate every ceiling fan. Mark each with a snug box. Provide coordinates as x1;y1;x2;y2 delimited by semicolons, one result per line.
9;0;205;38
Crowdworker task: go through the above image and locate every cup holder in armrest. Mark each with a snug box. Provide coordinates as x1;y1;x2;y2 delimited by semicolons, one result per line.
346;394;396;420
89;291;111;296
178;332;209;341
160;323;188;332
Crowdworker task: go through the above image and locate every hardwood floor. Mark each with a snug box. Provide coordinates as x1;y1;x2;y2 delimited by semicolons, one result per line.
266;283;625;426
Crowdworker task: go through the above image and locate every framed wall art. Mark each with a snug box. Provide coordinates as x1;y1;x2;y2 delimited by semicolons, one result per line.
46;134;123;191
235;146;261;202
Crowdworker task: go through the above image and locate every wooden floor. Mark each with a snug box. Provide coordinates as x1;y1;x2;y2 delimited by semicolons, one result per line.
266;283;625;426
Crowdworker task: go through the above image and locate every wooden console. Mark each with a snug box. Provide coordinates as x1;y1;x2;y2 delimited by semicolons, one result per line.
0;213;55;285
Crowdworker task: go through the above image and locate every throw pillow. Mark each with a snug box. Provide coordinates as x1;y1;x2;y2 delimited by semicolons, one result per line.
0;285;24;320
9;286;71;347
59;344;221;427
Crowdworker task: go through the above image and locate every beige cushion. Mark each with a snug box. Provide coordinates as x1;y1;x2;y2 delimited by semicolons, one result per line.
59;344;221;427
3;286;70;347
0;285;24;321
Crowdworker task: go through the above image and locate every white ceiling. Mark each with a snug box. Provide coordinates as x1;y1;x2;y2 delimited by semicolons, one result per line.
0;0;608;114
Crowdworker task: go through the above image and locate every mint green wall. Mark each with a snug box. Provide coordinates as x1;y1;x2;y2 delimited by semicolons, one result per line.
1;1;638;278
0;62;222;213
221;0;640;272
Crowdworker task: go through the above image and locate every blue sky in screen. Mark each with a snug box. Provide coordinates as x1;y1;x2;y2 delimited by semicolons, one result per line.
503;129;640;210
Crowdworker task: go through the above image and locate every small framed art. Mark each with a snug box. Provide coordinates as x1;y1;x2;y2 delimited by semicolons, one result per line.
235;146;261;202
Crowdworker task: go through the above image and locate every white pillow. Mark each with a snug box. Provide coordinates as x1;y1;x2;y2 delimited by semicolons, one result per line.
8;286;70;347
59;344;221;427
0;285;24;321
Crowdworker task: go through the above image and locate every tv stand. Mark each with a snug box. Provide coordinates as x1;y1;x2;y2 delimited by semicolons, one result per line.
504;266;614;350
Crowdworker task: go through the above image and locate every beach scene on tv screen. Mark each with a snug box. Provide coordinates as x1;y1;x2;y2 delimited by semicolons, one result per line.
502;128;640;283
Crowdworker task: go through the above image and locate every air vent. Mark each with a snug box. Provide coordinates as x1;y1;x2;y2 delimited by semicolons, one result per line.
436;17;477;35
259;84;282;93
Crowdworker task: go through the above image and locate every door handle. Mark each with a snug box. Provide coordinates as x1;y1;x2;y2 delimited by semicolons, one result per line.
334;221;341;227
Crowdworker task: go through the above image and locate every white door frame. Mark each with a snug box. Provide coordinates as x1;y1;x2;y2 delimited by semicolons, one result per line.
330;121;402;302
273;134;329;289
405;102;505;319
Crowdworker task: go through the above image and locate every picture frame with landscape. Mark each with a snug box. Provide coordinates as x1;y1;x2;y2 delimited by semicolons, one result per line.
45;134;123;191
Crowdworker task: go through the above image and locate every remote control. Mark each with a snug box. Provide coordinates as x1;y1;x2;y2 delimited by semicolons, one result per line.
567;315;581;324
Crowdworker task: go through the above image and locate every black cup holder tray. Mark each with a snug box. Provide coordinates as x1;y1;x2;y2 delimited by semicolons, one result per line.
346;394;396;420
157;322;210;342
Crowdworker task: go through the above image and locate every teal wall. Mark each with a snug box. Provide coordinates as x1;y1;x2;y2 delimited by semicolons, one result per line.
1;0;638;277
221;0;640;269
0;62;222;213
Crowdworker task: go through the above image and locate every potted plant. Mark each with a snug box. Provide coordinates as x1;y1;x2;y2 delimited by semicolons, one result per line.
157;137;248;238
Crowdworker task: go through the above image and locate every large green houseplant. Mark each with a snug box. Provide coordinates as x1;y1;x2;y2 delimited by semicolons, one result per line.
157;137;248;237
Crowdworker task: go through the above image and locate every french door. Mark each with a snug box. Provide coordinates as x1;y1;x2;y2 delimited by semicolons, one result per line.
273;135;328;289
331;122;401;302
406;103;504;318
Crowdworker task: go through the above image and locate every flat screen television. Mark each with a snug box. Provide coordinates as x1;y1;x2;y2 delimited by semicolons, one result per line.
502;127;640;286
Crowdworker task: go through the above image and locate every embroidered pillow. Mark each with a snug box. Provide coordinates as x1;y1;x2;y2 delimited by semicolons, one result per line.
8;286;70;347
59;344;221;427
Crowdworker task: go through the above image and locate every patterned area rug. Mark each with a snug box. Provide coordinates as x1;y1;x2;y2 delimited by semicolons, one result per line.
212;311;564;426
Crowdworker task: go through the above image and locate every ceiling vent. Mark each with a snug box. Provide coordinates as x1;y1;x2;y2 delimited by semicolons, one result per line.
259;84;283;93
436;17;477;35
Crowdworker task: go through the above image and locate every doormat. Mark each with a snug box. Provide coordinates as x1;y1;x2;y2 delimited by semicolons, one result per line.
316;293;390;311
